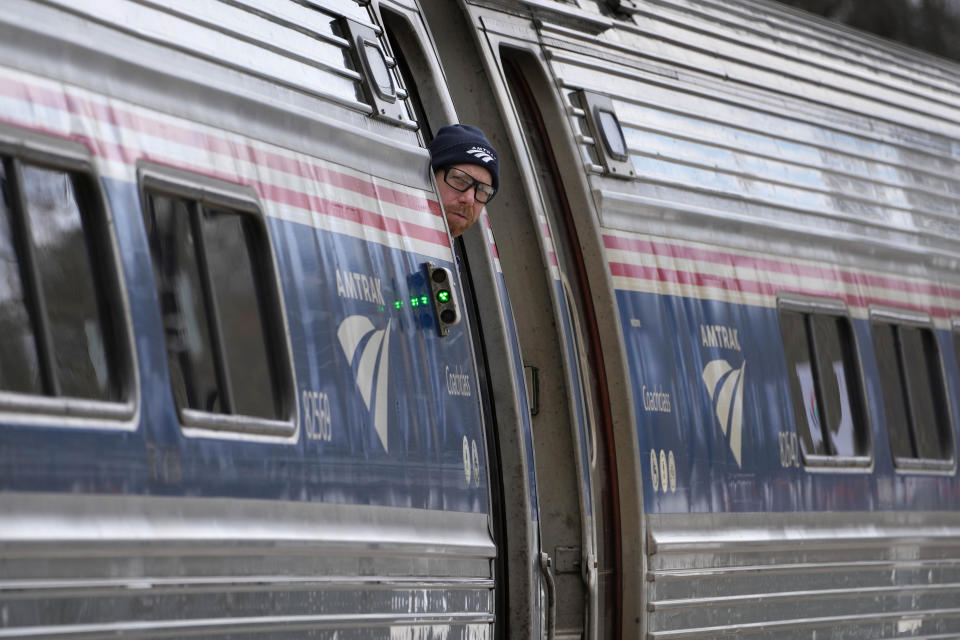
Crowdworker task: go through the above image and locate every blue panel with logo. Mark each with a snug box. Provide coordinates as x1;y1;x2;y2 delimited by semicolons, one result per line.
617;288;960;515
275;213;488;511
0;179;490;515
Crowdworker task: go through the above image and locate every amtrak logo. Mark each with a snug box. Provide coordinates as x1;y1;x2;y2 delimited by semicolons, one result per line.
466;146;495;164
702;359;745;467
337;315;392;452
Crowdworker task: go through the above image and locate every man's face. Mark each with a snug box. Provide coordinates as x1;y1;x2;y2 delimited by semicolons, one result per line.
435;163;493;238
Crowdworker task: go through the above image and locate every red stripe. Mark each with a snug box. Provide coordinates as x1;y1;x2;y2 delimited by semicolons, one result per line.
608;261;957;318
140;155;450;245
604;233;960;300
0;116;136;165
535;221;559;265
257;180;448;244
481;214;499;259
0;110;448;246
539;219;553;238
0;76;443;218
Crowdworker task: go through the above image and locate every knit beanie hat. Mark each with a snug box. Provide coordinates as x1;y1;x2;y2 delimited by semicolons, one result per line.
428;124;500;192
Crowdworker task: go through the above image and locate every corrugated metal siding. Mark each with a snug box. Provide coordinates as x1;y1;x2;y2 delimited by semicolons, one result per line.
516;1;960;637
646;513;960;639
536;0;960;265
0;495;495;638
11;0;371;111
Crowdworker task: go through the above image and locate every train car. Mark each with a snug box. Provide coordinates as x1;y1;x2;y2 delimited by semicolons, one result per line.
2;0;960;639
0;1;541;637
416;0;960;638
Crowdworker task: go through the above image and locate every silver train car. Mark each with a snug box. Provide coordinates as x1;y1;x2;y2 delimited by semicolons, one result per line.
1;0;959;638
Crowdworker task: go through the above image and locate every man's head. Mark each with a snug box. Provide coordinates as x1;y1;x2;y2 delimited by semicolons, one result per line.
428;124;499;238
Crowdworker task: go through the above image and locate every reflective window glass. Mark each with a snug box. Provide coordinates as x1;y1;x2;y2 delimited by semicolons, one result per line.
0;162;41;394
201;208;275;419
597;109;628;160
872;323;912;458
900;326;951;460
362;41;394;99
871;318;954;466
144;194;220;412
143;188;286;423
779;303;869;463
21;165;111;400
779;309;828;456
0;156;123;405
810;315;866;456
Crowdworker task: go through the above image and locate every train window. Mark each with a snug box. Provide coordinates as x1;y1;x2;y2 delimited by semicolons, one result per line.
873;323;912;459
339;16;411;126
778;297;871;466
596;109;628;160
360;39;395;101
22;166;113;400
0;151;132;416
574;90;635;178
955;320;960;392
141;171;294;435
871;309;954;470
0;162;43;395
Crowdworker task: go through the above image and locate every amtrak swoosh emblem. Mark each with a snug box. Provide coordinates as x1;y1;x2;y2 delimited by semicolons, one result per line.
337;315;391;452
702;359;745;467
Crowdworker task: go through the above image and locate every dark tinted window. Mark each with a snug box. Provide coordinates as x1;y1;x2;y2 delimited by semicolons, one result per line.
780;310;826;455
872;317;954;465
810;314;864;457
145;194;219;412
201;208;275;419
900;327;948;459
0;162;42;395
143;188;286;422
873;323;912;459
0;156;123;403
779;303;869;462
955;325;960;386
21;165;111;400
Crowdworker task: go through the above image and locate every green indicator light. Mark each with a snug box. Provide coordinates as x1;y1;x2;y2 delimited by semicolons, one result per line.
420;295;429;305
410;297;419;307
437;290;450;303
394;300;403;309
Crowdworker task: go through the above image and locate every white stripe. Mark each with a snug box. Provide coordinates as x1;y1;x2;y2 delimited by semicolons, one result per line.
0;65;451;260
269;202;451;261
610;275;954;329
610;274;781;310
604;247;960;313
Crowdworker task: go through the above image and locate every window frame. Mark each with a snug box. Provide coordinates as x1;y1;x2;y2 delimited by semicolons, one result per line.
137;163;297;439
777;294;873;470
870;306;956;474
954;316;960;383
0;127;137;426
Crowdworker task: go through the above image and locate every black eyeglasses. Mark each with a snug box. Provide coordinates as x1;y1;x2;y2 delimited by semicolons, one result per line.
443;167;497;204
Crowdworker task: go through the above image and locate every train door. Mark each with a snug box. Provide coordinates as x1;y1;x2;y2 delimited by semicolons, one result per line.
498;50;621;640
374;3;545;639
422;0;643;638
419;3;645;640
